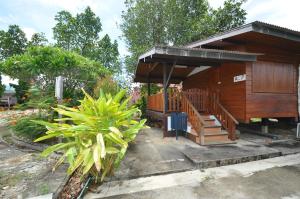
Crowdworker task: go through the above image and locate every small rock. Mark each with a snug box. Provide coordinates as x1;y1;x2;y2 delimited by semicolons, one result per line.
2;186;9;190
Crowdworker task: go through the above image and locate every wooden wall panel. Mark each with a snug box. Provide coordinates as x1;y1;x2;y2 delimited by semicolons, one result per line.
252;61;295;93
245;62;298;122
219;63;246;122
182;67;217;90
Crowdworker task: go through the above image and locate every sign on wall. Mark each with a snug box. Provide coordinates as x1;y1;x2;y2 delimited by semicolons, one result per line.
233;74;246;83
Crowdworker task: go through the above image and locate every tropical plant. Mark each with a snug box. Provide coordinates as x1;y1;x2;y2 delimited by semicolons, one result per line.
34;89;147;182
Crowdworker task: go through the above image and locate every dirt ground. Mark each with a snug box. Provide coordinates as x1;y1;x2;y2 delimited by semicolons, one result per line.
0;123;67;199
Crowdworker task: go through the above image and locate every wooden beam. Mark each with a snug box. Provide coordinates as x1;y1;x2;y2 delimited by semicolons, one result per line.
147;62;159;76
134;76;184;84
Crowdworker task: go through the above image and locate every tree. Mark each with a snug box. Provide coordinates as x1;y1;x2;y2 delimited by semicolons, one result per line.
0;25;27;60
53;7;120;73
121;0;247;74
93;34;120;73
28;33;48;47
211;0;247;33
0;46;109;104
53;10;75;51
53;7;102;56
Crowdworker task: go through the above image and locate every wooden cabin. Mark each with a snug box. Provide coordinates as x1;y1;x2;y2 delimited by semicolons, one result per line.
134;21;300;145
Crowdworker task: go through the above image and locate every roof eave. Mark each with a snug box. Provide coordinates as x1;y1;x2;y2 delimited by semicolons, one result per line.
185;21;300;48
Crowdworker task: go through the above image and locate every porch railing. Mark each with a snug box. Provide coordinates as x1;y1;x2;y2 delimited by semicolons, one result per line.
146;88;238;140
183;88;208;112
147;92;164;112
181;93;205;134
147;91;181;112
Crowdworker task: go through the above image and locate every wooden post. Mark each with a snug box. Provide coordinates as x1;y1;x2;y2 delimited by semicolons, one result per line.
163;63;168;114
147;80;151;96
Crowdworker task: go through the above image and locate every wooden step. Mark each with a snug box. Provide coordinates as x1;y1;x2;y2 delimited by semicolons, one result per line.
201;133;230;144
201;140;236;146
204;118;218;126
187;131;200;144
203;126;222;134
201;115;213;120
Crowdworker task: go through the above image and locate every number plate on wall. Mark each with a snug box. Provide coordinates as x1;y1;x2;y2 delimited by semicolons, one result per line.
233;74;246;82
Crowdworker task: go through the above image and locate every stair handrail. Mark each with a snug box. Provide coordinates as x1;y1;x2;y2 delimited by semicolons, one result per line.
209;92;239;140
181;92;205;135
216;101;239;125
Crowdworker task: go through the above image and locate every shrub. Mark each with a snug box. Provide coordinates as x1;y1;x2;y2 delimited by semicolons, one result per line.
10;81;30;104
12;114;48;140
34;89;146;181
136;96;147;118
93;76;120;98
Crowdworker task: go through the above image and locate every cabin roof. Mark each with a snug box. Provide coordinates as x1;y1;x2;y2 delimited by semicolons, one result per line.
134;46;259;84
185;21;300;49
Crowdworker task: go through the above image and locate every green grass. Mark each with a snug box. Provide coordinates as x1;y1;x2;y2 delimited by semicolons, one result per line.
37;183;50;195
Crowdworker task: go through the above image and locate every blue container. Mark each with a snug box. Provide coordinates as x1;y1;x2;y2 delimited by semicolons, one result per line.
170;112;188;140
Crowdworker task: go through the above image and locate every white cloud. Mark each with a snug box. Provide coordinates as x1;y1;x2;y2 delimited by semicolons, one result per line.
208;0;225;8
208;0;300;31
244;0;300;31
22;27;36;40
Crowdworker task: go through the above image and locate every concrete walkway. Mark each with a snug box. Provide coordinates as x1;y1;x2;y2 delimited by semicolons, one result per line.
85;153;300;199
110;128;298;181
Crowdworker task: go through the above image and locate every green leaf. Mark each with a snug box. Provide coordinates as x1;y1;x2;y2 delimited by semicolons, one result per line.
113;89;126;103
96;133;106;158
41;142;76;157
106;147;119;154
109;126;123;137
93;144;102;171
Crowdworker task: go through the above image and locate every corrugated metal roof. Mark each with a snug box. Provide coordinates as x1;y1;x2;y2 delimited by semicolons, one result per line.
185;21;300;48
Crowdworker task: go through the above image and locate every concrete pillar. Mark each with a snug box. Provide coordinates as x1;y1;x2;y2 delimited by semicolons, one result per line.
298;64;300;120
261;118;269;133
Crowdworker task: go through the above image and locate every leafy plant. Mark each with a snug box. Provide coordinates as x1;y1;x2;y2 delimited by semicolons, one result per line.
136;96;147;118
12;114;48;140
93;76;120;98
10;81;30;104
34;89;146;181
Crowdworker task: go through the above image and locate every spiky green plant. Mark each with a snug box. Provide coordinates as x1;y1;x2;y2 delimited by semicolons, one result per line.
34;89;146;181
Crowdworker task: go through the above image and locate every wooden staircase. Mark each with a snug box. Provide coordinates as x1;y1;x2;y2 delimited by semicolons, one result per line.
180;89;238;145
186;114;234;145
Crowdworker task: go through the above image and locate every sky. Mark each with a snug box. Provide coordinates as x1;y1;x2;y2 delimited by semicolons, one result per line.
1;0;300;57
0;0;300;84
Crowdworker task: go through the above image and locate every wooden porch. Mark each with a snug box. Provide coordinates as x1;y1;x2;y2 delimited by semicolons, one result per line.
147;88;239;145
134;46;258;145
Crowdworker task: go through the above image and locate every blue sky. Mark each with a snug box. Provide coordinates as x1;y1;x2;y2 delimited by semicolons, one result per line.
1;0;300;58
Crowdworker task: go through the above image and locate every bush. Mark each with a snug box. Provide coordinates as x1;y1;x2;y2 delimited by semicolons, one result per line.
34;89;147;182
12;114;48;140
10;81;30;104
136;96;147;118
93;76;120;98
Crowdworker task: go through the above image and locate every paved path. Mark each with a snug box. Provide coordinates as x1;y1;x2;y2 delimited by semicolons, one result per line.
85;153;300;199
